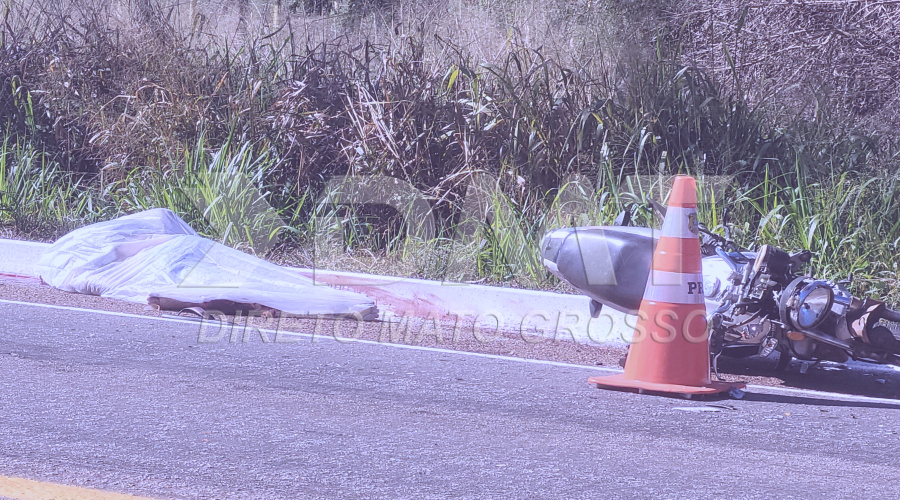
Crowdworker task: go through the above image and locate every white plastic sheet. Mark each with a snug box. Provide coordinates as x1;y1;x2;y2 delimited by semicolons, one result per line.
36;208;378;319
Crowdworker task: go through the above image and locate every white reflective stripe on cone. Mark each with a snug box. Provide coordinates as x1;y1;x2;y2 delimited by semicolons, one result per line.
659;207;701;239
644;271;706;304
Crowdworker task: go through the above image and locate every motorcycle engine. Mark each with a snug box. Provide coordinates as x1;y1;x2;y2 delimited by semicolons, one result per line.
707;244;848;361
703;249;775;350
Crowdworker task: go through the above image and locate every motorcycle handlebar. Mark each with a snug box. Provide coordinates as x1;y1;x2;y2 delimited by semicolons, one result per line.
714;246;742;274
646;198;741;251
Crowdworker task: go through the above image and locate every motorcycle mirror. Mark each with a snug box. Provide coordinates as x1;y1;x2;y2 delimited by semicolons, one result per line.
790;250;813;263
647;198;667;218
722;207;732;240
614;206;632;226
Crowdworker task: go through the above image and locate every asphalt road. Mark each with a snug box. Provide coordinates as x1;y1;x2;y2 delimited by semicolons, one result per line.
1;300;900;499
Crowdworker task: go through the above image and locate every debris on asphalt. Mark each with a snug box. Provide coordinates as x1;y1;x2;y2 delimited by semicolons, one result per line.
728;387;746;400
706;403;738;411
674;406;722;413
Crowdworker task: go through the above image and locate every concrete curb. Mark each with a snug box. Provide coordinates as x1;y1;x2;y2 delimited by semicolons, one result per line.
0;238;633;345
0;239;49;277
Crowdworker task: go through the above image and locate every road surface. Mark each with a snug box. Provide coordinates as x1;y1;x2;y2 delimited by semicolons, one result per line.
1;299;899;498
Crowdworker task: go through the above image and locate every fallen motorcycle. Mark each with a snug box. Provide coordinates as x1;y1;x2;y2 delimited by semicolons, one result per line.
540;202;900;373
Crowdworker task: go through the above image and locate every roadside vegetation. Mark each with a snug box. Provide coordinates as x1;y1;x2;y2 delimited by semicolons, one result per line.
1;0;899;299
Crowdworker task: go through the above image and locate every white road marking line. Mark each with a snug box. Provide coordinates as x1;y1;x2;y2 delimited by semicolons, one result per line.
744;384;900;405
0;474;152;499
0;298;618;373
0;298;203;325
3;298;900;405
281;330;621;372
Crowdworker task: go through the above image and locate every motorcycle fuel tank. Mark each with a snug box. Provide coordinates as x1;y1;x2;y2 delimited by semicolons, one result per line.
541;226;657;315
541;226;736;315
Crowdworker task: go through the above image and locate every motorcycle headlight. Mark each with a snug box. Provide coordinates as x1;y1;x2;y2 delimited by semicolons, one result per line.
793;281;834;329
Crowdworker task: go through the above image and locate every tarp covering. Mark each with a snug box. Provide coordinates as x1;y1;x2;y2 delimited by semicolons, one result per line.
36;209;378;319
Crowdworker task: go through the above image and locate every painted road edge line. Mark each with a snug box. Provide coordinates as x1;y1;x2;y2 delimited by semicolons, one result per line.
3;298;899;406
0;298;620;374
0;474;153;500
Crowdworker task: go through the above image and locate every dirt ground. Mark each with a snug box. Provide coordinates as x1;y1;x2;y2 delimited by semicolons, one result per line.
3;274;900;400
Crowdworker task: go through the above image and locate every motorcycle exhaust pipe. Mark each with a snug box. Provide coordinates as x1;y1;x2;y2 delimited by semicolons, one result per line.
795;329;853;351
879;308;900;323
799;328;900;366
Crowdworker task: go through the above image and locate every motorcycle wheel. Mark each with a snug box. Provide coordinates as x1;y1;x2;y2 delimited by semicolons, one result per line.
868;325;899;353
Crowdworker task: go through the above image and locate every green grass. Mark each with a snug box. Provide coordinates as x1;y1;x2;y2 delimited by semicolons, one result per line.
111;134;287;254
0;136;107;238
732;169;900;300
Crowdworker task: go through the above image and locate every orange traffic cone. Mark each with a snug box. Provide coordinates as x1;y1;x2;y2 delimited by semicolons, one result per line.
589;175;744;396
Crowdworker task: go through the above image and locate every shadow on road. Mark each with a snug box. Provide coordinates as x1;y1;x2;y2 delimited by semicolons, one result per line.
740;391;900;409
718;355;900;402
